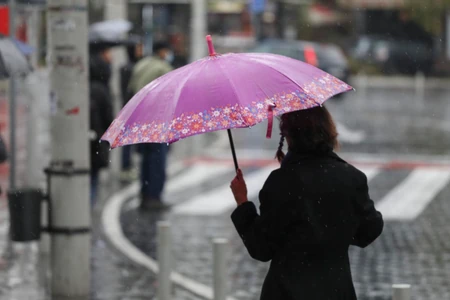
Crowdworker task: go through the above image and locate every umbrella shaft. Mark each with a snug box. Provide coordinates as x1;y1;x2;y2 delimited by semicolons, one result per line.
227;129;239;172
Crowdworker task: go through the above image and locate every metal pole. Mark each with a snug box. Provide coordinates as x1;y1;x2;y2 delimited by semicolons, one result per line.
8;0;17;190
392;284;411;300
213;238;228;300
415;71;425;103
157;221;172;300
358;72;367;103
47;0;91;297
190;0;207;62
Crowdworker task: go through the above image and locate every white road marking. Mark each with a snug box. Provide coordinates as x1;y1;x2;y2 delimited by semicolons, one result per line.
376;169;450;221
123;163;233;211
335;121;366;144
102;163;238;300
173;166;275;216
359;166;380;182
203;149;450;165
172;165;379;216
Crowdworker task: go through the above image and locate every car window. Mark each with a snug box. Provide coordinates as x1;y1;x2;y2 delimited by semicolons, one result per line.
251;44;301;60
315;46;346;65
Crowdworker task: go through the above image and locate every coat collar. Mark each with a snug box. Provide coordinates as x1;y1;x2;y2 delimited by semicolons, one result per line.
281;149;346;168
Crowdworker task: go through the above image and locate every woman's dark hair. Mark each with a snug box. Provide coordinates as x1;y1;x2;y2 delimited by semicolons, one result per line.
276;105;338;163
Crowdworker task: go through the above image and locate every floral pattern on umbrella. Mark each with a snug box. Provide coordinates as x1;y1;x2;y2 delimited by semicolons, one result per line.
102;73;351;148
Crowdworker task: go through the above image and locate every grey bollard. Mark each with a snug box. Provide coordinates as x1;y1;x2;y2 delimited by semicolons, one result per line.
415;71;425;102
157;222;172;300
213;238;228;300
392;284;411;300
358;72;368;102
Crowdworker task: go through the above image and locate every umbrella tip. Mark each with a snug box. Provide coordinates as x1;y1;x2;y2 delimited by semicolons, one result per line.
206;35;215;56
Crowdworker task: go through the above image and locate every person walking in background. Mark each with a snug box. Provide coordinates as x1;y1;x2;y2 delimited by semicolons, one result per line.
89;45;114;205
230;106;384;300
119;37;143;182
0;133;7;197
128;41;173;210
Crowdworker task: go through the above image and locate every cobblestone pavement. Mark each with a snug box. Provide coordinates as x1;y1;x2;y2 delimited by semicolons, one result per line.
1;81;449;299
119;87;450;300
121;160;450;300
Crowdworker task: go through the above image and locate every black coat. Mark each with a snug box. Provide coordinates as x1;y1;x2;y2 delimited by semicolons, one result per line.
89;54;113;171
120;62;135;106
231;150;383;300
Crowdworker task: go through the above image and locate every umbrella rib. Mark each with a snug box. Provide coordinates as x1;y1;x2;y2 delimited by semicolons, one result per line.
111;63;178;147
166;61;206;137
215;60;249;127
245;54;309;94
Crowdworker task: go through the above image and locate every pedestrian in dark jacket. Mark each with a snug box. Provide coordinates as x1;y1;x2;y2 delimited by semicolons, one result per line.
0;133;6;196
119;39;143;180
128;41;173;210
230;106;383;300
89;47;114;204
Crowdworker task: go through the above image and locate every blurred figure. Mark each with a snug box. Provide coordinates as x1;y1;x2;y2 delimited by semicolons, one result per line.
170;34;188;69
89;46;114;204
397;10;433;48
128;41;173;210
0;133;7;196
119;37;144;182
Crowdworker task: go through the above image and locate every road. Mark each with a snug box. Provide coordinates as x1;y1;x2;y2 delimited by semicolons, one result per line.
105;84;450;300
2;80;449;300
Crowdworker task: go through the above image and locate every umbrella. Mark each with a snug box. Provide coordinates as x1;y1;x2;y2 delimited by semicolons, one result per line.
101;35;353;170
89;19;132;44
0;36;31;79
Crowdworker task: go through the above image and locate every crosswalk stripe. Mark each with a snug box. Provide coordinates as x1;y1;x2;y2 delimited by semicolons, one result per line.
123;163;233;211
376;169;450;221
172;166;275;216
172;165;380;216
359;166;380;181
166;164;233;196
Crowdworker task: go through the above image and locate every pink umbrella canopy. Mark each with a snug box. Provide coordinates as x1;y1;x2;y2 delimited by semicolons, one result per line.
102;36;353;150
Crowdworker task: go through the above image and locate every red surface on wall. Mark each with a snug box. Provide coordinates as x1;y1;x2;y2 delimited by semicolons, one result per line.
0;6;9;36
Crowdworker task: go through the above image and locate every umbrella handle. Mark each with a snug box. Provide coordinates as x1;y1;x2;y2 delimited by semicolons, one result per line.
227;129;239;172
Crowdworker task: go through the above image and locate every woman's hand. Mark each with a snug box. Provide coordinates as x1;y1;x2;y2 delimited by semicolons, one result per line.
230;169;248;206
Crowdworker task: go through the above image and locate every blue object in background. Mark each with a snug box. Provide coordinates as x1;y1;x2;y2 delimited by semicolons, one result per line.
251;0;266;14
12;38;34;56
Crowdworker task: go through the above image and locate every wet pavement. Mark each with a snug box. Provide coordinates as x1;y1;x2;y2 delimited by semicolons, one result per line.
1;79;450;299
119;84;450;300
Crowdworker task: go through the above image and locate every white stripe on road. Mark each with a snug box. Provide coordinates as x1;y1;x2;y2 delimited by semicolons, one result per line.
124;164;233;211
376;169;450;221
359;166;380;182
102;161;237;300
173;165;379;216
173;166;275;216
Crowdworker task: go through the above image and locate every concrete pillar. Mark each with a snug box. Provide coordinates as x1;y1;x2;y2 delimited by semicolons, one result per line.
47;0;91;296
190;0;207;62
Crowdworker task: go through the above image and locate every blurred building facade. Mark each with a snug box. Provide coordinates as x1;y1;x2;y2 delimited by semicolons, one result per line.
0;0;448;64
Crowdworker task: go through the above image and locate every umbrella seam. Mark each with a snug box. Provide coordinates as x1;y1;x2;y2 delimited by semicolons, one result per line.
113;60;180;146
215;59;249;128
244;53;310;96
166;60;207;139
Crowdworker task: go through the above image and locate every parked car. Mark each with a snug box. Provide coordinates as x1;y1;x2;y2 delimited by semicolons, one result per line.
351;35;435;75
251;39;351;96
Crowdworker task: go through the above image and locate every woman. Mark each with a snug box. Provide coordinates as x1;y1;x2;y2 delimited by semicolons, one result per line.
230;106;383;300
